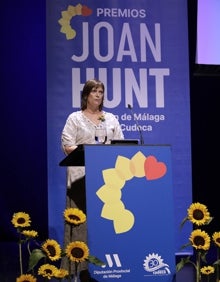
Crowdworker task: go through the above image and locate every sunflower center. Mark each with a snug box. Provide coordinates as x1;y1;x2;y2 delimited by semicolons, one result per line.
69;215;80;221
193;209;204;220
194;235;205;246
47;245;56;257
216;238;220;244
45;269;53;274
17;217;26;224
71;247;84;258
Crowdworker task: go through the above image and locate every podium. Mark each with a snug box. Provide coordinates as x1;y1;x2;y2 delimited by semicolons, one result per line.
59;144;85;166
60;144;176;281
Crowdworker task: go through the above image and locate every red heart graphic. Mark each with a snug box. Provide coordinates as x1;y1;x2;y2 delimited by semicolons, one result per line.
82;5;93;16
144;155;167;180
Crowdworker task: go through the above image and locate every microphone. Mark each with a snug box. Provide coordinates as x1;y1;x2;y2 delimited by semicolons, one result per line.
127;104;144;145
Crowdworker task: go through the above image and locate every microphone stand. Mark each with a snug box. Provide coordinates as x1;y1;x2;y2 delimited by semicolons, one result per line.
127;104;144;145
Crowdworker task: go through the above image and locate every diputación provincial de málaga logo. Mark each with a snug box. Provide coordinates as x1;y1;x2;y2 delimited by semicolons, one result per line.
143;253;171;275
58;3;93;40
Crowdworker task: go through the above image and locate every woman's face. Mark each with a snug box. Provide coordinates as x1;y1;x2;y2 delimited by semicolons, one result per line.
87;86;104;108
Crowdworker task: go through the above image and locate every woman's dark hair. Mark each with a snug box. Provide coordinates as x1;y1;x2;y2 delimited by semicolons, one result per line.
81;79;105;111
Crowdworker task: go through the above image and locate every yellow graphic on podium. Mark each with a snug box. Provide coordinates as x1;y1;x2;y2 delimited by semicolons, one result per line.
96;151;167;234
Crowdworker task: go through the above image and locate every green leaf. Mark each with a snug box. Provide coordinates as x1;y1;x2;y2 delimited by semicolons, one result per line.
213;259;220;266
176;256;191;272
179;242;192;250
180;216;188;229
205;216;214;225
88;255;106;266
28;248;46;271
200;251;208;263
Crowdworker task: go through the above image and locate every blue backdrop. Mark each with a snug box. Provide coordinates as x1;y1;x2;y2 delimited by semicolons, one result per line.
47;0;192;254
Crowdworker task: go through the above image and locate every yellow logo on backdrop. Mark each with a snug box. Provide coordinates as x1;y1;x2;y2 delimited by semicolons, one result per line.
58;3;92;40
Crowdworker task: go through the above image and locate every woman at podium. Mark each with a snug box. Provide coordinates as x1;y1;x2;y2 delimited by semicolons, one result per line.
60;78;124;281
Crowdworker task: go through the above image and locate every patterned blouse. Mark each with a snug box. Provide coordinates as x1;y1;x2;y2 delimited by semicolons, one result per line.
61;110;124;149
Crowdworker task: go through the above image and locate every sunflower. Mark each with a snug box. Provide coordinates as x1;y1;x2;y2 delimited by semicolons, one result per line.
187;202;211;226
38;263;58;279
65;241;89;263
22;230;38;238
41;239;62;261
98;114;105;122
63;208;86;225
200;265;215;275
189;229;211;251
11;212;31;228
16;273;36;282
212;231;220;248
54;268;69;279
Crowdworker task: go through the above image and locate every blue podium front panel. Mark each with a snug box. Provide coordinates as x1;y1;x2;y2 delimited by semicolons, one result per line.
84;145;175;282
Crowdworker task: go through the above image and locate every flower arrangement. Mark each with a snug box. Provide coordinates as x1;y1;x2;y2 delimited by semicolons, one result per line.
176;202;220;282
98;114;105;122
11;208;104;282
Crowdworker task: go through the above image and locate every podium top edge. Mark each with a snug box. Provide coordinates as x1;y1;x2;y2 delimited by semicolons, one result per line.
83;144;171;146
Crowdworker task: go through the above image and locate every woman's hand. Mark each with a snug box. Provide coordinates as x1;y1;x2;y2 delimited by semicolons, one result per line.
64;145;78;155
